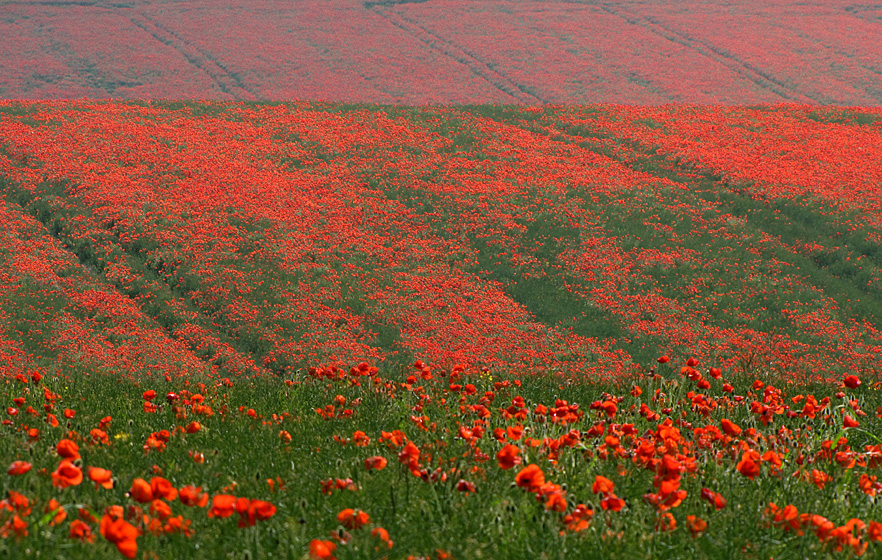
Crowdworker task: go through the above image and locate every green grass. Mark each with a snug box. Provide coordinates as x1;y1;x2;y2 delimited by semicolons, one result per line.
2;364;881;559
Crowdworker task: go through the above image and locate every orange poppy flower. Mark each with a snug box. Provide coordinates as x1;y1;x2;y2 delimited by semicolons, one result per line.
514;464;545;492
7;461;32;476
562;504;593;533
130;478;153;503
88;467;114;490
337;508;370;529
69;519;95;543
208;494;237;518
0;515;28;538
543;489;568;512
52;460;83;488
149;499;173;520
600;494;625;512
869;521;882;542
496;444;521;470
592;475;614;495
364;456;387;471
506;426;524;441
810;469;832;489
372;526;394;548
656;512;676;532
252;500;276;521
686;515;707;538
736;452;761;479
309;538;337;560
100;514;139;559
44;499;67;526
720;419;742;437
843;375;861;389
150;477;178;501
397;441;421;473
56;439;80;460
179;485;209;507
700;488;727;510
1;491;30;516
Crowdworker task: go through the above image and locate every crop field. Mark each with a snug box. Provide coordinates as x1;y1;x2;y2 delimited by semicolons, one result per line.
2;0;882;104
2;101;882;558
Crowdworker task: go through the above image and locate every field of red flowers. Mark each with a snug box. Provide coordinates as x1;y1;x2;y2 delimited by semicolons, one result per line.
1;101;882;557
2;0;882;104
2;101;882;380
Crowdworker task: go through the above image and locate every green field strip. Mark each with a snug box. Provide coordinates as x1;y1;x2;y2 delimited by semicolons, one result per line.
475;108;882;349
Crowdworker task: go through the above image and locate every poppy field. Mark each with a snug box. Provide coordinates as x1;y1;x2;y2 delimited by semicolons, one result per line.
2;0;882;105
1;100;882;558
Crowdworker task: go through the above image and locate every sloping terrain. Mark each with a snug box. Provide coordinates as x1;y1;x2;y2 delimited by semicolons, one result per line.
1;0;881;104
1;101;881;380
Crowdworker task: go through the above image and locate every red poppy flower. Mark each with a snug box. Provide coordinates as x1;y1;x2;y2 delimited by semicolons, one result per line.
7;461;32;476
69;519;95;543
100;514;139;559
179;485;209;507
208;494;237;518
843;375;861;389
52;460;83;488
149;499;173;520
700;488;727;510
130;478;153;503
600;494;625;512
309;539;337;560
56;439;80;460
592;475;615;495
150;477;178;501
720;419;742;437
372;526;393;548
337;508;370;529
44;499;67;526
514;464;545;492
0;515;28;538
736;452;760;479
496;444;521;470
252;500;276;521
364;456;387;471
88;467;114;490
869;521;882;542
687;515;707;537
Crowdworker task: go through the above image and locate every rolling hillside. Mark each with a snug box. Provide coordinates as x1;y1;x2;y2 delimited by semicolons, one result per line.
1;101;881;381
2;0;882;104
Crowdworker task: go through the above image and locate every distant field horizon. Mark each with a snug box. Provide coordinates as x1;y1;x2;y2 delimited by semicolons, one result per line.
2;0;881;105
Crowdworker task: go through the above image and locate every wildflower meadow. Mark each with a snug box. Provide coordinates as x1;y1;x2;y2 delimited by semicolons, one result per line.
2;101;882;558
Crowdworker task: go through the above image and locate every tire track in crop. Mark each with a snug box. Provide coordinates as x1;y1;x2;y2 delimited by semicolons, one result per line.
592;2;820;104
846;4;882;22
122;8;257;100
367;5;545;104
491;107;882;331
0;165;272;377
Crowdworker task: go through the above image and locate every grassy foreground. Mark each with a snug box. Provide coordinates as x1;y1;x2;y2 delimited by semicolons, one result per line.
2;360;882;559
